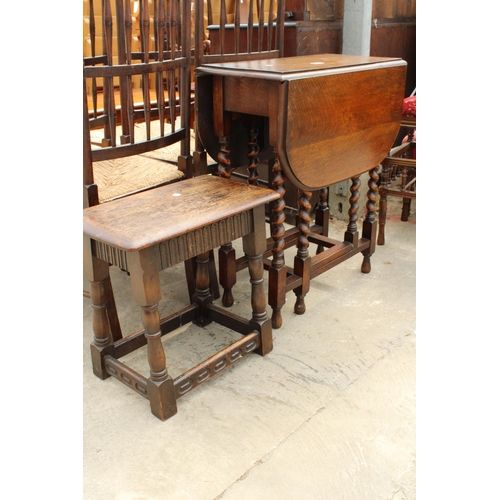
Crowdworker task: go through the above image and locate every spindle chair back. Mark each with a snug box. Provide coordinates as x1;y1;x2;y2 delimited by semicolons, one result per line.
83;0;193;208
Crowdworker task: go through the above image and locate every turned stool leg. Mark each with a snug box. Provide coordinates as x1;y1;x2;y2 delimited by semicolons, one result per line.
219;243;236;307
243;205;273;355
185;250;220;303
128;248;177;421
192;251;213;327
103;275;123;342
361;166;379;273
84;236;115;379
294;189;312;315
88;277;115;380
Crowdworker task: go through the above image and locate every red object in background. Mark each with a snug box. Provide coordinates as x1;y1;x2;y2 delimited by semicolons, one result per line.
402;95;416;117
402;94;416;159
402;129;416;159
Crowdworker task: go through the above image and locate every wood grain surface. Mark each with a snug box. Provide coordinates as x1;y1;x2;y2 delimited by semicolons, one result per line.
83;175;279;251
282;64;407;189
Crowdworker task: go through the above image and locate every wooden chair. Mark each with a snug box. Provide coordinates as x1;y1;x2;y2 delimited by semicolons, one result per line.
377;114;416;246
84;0;218;343
84;0;193;208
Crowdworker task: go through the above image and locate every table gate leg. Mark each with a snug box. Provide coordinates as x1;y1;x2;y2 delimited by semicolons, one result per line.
294;189;312;315
269;151;287;329
362;166;379;273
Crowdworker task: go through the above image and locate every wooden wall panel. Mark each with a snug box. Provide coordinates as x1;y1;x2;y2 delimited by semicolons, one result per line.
371;22;416;97
213;0;416;94
370;0;416;97
373;0;416;19
284;0;415;21
284;23;342;57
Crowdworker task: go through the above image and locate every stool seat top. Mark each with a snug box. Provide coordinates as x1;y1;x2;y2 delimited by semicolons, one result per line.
83;175;279;251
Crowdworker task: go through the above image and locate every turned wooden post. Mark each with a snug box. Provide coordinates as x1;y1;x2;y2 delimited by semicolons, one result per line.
247;118;260;185
243;205;273;355
400;164;412;221
268;151;287;329
294;189;312;315
192;251;213;326
377;162;389;245
315;187;329;254
128;248;177;421
215;83;238;307
84;236;115;380
344;175;360;247
361;166;379;273
217;133;237;308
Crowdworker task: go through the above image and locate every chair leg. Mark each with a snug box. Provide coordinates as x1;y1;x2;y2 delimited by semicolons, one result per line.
377;163;389;246
128;248;177;421
401;197;411;221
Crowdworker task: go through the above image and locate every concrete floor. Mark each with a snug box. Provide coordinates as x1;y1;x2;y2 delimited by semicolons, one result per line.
83;196;416;500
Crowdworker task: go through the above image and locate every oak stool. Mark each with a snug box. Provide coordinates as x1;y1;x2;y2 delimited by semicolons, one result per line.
84;175;279;420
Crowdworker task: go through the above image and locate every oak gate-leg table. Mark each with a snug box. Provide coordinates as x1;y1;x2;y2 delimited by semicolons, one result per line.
196;54;407;328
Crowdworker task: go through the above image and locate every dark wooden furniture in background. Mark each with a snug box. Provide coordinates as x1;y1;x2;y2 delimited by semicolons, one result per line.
205;0;341;58
370;0;416;98
196;53;407;328
84;175;279;420
283;0;416;98
206;0;415;97
377;115;416;245
203;0;416;219
281;0;341;57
